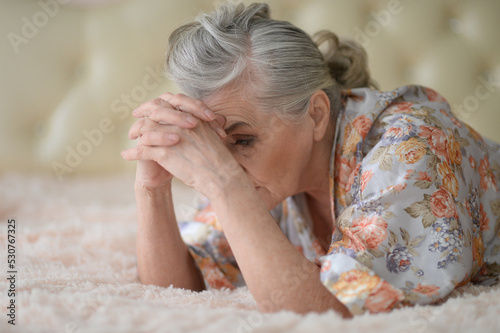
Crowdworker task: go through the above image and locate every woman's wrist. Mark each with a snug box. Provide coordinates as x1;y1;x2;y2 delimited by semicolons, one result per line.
208;167;252;201
209;172;266;229
134;180;173;201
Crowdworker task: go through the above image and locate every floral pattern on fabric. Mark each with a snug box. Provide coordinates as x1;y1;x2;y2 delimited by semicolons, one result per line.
179;201;244;289
179;85;500;314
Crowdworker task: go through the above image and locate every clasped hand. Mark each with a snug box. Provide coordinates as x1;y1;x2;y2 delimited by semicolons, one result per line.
121;92;242;198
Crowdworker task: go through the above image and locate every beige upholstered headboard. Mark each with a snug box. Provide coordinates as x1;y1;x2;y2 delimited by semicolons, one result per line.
2;0;499;179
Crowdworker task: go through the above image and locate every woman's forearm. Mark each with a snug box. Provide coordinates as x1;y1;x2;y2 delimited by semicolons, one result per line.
135;183;205;291
211;177;352;317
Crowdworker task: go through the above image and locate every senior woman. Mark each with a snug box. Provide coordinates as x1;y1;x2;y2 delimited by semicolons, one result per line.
121;2;500;316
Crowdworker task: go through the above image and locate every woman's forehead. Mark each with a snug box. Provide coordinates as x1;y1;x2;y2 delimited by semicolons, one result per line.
223;114;260;131
205;92;264;128
206;90;253;112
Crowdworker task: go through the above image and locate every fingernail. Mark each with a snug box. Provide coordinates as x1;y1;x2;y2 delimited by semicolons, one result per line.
215;114;226;127
216;127;227;138
204;109;216;121
120;150;126;157
132;109;141;117
186;115;198;126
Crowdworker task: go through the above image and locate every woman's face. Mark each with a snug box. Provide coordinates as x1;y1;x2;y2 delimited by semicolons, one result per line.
205;89;320;210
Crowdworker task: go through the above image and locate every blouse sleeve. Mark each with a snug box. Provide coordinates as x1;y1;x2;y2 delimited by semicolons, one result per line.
321;96;483;314
179;201;244;290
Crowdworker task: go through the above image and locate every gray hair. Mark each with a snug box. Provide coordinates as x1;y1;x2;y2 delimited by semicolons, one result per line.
165;2;377;120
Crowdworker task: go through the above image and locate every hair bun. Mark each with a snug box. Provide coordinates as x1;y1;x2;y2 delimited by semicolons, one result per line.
198;2;270;33
313;30;377;90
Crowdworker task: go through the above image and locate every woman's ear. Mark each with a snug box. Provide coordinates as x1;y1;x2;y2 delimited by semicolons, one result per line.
307;90;331;141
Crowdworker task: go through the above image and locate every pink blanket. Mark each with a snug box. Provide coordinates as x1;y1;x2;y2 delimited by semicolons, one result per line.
0;173;498;332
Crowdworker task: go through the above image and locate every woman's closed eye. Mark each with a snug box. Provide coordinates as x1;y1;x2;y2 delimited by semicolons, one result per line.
231;135;255;148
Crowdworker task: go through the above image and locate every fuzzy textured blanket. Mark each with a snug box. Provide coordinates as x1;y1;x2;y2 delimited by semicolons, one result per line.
0;173;499;333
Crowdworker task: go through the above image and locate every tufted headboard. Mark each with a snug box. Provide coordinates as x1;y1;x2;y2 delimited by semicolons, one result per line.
2;0;499;179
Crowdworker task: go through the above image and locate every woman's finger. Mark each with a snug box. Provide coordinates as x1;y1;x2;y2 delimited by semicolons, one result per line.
132;98;191;123
207;114;227;138
133;93;226;138
161;92;227;138
121;144;166;163
129;117;184;146
147;106;199;128
160;92;216;121
132;97;167;118
128;117;166;140
128;117;147;140
138;131;180;146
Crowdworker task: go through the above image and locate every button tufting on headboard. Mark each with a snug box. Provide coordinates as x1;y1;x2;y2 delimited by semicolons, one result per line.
1;0;499;177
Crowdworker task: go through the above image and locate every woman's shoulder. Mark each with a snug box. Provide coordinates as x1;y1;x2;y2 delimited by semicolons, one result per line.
341;85;450;115
338;85;458;141
338;83;500;174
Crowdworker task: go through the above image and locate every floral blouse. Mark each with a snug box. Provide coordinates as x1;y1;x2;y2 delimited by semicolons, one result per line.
178;85;500;314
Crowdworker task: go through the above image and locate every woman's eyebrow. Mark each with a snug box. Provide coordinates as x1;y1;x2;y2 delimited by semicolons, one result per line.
224;121;250;134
